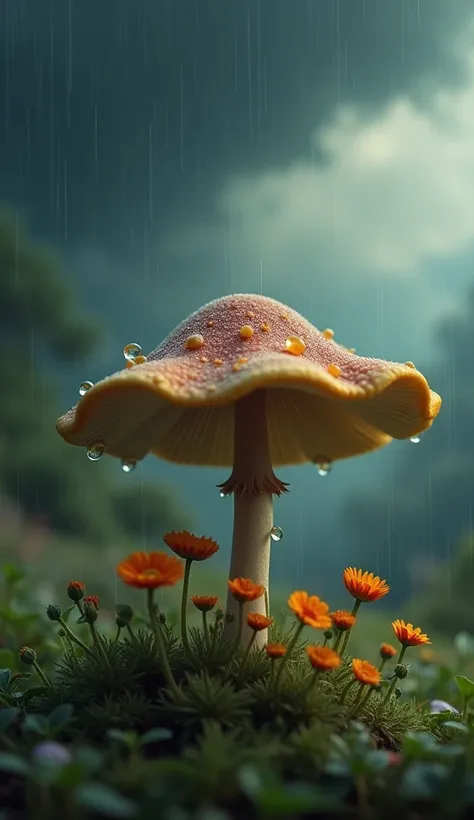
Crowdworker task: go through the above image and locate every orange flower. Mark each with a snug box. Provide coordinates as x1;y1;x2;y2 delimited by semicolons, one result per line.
392;619;431;647
331;610;356;631
83;595;100;611
380;643;397;660
343;568;390;603
117;551;184;590
265;643;287;659
306;645;341;671
247;613;273;632
228;577;265;603
163;530;219;562
67;580;85;602
288;591;332;630
191;595;218;612
352;658;381;687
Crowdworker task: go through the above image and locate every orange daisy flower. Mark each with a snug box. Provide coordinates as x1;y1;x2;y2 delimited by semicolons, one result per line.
352;658;381;687
247;613;273;632
191;595;218;612
163;530;219;562
306;645;341;671
392;619;431;647
331;610;356;631
228;577;265;603
117;551;184;590
265;643;287;659
288;591;332;630
343;568;390;603
380;643;397;659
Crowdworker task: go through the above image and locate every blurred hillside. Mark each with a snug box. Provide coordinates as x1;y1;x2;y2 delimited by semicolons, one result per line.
0;206;191;545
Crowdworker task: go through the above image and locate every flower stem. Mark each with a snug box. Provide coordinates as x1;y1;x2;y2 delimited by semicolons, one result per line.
229;602;244;660
88;622;112;672
339;600;362;656
340;677;358;704
354;685;375;716
202;611;210;651
382;645;407;705
147;588;180;696
58;617;94;657
180;560;193;659
237;632;257;684
274;623;304;692
33;662;51;688
305;668;322;695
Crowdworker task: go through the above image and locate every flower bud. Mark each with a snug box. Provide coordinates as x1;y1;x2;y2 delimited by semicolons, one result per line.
19;646;37;666
394;663;409;680
395;687;402;699
115;604;133;627
83;600;98;624
46;604;62;622
324;630;333;641
83;595;100;611
215;608;224;622
158;612;167;624
67;581;85;602
224;611;235;624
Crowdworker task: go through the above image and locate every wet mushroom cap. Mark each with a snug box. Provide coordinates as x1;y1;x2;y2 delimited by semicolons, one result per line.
56;294;442;466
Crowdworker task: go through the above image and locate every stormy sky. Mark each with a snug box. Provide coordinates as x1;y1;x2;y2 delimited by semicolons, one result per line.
3;0;474;590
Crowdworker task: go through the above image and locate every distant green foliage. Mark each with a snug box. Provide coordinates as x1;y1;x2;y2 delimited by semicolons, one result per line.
0;204;189;544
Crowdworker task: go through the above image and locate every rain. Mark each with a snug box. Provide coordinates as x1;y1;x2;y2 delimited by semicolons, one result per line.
2;1;474;817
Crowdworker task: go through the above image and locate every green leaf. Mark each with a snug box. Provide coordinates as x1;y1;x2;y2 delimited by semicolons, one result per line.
0;669;11;691
140;728;173;745
77;783;137;817
0;707;20;733
442;721;470;734
23;714;50;736
455;675;474;701
0;752;29;775
48;703;74;728
61;604;76;624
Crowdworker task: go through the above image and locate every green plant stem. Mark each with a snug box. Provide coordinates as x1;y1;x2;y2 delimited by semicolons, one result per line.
378;657;388;673
264;588;270;619
147;588;180;696
113;626;122;646
126;623;137;643
339;600;362;656
333;630;344;653
305;668;322;695
58;617;94;657
32;661;51;689
202;611;210;650
274;622;305;692
340;678;358;704
88;622;112;671
180;559;193;659
354;685;376;716
237;632;257;684
382;645;407;705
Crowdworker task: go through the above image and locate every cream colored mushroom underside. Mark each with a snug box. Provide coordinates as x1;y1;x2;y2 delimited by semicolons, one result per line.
59;379;433;467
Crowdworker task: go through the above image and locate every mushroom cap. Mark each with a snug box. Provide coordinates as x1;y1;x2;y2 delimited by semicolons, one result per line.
56;293;441;467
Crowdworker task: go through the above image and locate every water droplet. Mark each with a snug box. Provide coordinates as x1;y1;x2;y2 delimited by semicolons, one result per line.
271;526;284;542
410;434;421;444
206;320;214;327
185;333;204;350
214;358;223;367
123;343;142;362
260;322;270;332
121;458;137;473
219;491;226;498
322;328;334;340
314;457;332;476
86;443;105;461
134;355;147;365
327;363;341;378
79;381;94;396
405;361;416;369
285;335;306;356
239;325;254;339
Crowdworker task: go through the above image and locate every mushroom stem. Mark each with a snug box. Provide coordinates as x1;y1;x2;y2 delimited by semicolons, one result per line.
221;389;288;649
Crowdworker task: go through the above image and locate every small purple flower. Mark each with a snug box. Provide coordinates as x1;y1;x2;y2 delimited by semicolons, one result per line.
32;741;72;766
430;699;459;714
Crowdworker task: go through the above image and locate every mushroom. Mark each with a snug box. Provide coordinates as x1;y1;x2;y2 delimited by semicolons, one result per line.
56;294;442;648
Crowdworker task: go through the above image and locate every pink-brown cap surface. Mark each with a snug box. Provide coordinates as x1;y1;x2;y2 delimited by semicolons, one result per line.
56;294;441;466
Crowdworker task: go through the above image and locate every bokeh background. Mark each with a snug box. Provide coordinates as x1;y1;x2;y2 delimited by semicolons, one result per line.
2;0;474;649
